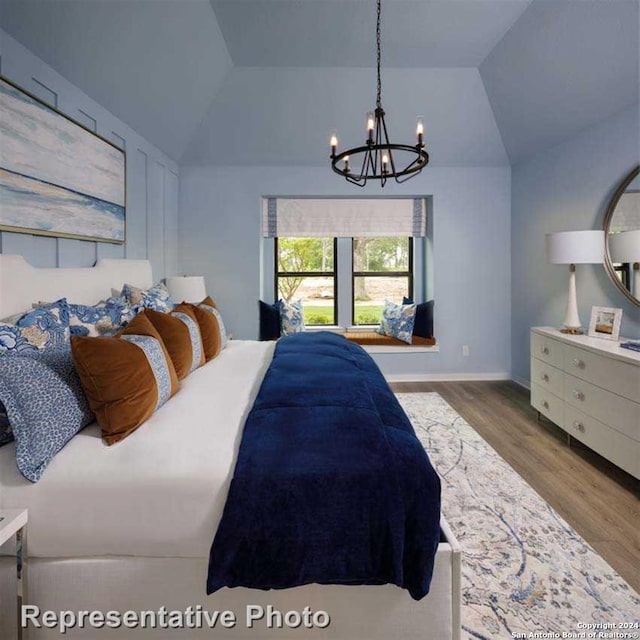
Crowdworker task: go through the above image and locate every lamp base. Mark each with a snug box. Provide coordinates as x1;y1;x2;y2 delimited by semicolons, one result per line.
560;327;584;335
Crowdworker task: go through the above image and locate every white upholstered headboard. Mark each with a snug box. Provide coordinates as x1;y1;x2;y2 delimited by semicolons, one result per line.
0;255;153;319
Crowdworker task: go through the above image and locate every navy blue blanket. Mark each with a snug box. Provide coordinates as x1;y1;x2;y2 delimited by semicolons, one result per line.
207;332;441;600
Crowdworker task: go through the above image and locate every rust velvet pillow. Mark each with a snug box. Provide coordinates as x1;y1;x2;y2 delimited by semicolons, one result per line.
143;308;205;379
174;303;222;362
201;295;217;309
70;312;179;445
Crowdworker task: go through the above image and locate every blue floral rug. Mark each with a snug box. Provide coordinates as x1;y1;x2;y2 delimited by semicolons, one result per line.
396;392;640;640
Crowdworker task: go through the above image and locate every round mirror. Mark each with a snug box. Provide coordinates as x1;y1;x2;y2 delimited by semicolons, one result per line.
603;164;640;306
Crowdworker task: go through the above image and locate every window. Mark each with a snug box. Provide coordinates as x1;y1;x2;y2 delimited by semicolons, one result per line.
275;237;337;325
352;237;413;325
265;197;428;331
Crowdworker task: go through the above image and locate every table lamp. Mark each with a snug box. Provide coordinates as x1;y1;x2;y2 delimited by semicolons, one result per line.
546;230;605;334
608;229;640;300
166;275;206;303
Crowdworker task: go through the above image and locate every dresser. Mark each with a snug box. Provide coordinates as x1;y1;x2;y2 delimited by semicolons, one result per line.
530;327;640;479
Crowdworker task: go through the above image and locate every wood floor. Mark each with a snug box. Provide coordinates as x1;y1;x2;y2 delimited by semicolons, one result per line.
389;380;640;593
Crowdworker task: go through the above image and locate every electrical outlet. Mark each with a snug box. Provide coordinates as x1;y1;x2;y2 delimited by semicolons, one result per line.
462;345;470;357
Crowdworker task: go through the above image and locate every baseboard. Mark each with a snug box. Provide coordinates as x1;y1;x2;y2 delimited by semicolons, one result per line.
512;375;531;390
385;372;512;383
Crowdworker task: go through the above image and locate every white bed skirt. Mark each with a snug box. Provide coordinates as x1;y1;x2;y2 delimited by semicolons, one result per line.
0;524;460;640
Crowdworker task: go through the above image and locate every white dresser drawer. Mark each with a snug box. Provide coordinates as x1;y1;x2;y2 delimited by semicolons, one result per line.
531;382;563;427
531;332;565;370
564;405;640;479
565;344;640;402
531;357;564;397
564;373;640;443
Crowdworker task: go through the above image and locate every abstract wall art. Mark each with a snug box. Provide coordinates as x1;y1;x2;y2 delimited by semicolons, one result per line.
0;77;125;244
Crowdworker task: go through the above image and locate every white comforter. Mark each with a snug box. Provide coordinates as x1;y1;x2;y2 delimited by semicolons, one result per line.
0;340;275;558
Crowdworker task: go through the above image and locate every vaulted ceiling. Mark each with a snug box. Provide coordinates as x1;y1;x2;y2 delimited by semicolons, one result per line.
0;0;637;167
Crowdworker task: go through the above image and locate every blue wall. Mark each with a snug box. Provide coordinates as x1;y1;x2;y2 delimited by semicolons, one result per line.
511;105;640;385
0;29;179;281
179;165;512;379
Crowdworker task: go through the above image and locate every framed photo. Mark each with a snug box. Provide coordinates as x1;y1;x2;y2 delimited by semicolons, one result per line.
588;306;623;341
0;76;125;244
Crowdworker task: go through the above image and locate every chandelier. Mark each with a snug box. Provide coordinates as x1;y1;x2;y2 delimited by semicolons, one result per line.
329;0;429;187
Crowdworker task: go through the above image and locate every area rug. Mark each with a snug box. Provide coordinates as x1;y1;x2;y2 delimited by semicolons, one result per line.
396;392;640;640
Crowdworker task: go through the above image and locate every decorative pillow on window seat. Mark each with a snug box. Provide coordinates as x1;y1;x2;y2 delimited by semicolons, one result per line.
376;300;416;344
259;300;281;341
71;312;179;445
278;299;305;335
143;308;205;379
403;297;434;339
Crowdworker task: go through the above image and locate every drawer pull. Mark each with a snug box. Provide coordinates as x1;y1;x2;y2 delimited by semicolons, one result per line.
542;400;549;409
572;390;585;401
540;373;549;382
572;358;585;369
541;346;550;355
573;420;585;432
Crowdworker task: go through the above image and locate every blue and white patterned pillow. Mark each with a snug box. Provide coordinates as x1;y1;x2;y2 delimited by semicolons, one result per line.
376;300;416;344
120;282;174;313
0;349;94;482
0;299;70;355
278;299;305;335
68;298;134;337
200;304;228;349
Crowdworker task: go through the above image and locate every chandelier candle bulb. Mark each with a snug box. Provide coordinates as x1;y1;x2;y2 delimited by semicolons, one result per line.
416;117;424;146
367;112;375;142
344;156;350;172
329;131;338;157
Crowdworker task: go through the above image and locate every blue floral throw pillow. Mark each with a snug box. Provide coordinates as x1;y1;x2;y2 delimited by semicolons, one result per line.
120;282;174;313
0;299;70;355
376;300;416;344
0;349;94;482
68;298;134;337
278;299;305;335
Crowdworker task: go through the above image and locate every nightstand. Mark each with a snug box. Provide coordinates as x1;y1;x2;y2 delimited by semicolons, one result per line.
0;509;28;640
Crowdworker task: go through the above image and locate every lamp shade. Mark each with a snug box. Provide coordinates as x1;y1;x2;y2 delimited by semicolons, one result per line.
166;276;206;303
608;230;640;263
546;230;605;264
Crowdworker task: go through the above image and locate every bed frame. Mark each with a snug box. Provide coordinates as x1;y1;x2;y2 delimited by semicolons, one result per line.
0;254;461;640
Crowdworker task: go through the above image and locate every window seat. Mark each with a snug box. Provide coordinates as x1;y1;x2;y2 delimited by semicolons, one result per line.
344;332;436;347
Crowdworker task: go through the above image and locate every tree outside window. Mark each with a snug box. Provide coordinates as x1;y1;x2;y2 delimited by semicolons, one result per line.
276;237;336;325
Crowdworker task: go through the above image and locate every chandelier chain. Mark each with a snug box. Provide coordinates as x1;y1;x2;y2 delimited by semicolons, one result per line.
376;0;382;108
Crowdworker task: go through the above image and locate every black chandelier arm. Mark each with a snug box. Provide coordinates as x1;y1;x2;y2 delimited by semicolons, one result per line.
331;144;428;181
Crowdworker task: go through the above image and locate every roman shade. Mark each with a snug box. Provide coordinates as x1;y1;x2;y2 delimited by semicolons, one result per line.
262;198;427;238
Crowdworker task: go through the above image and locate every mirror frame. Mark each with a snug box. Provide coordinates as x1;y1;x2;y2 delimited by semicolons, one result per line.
602;164;640;307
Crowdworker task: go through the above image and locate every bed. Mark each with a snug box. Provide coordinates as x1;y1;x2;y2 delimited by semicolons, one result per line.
0;255;461;639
